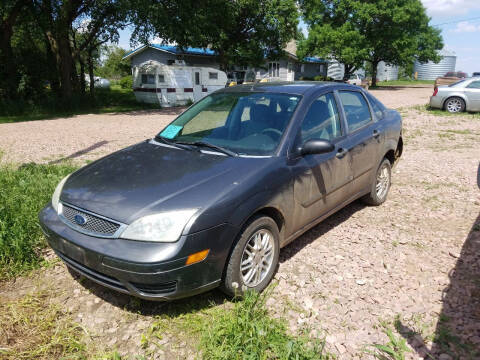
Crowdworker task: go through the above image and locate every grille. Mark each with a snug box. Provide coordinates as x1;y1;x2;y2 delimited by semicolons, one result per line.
62;204;120;236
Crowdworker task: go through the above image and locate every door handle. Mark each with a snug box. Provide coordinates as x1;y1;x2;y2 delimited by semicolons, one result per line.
373;130;380;139
336;148;348;159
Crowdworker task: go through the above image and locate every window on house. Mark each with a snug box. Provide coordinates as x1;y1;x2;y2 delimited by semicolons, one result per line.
158;74;165;83
287;62;293;73
167;59;175;65
209;72;218;80
268;62;280;78
301;64;305;73
141;74;155;85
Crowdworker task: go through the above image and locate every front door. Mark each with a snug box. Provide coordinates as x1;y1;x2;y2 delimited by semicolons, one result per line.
337;90;381;195
465;80;480;111
287;62;295;81
193;71;203;102
290;92;353;233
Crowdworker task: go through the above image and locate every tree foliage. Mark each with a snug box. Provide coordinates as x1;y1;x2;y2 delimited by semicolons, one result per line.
298;0;443;84
96;45;131;80
0;0;298;106
130;0;298;69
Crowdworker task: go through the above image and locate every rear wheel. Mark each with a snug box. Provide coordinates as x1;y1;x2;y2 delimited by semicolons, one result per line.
222;216;279;296
444;97;465;113
362;158;391;206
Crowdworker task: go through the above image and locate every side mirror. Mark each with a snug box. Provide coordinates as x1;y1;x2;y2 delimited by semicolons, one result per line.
300;139;335;156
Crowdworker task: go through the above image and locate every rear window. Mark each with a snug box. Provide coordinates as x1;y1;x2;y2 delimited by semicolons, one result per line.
338;91;372;132
448;80;467;87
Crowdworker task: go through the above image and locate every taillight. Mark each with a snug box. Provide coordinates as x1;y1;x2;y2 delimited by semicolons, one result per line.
433;87;438;96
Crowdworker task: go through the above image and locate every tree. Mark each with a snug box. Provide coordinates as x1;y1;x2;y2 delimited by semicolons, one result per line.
96;45;131;79
130;0;299;69
0;0;29;99
298;0;443;85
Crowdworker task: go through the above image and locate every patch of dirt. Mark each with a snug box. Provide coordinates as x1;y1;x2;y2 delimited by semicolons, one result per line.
1;88;479;359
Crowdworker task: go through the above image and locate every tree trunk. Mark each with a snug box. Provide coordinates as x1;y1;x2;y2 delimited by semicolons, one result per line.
87;48;95;100
79;56;86;95
0;0;28;99
57;32;74;100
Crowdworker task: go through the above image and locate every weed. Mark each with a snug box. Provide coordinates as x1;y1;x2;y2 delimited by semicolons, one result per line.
0;162;78;279
0;86;159;124
141;289;332;359
0;291;87;359
367;320;410;360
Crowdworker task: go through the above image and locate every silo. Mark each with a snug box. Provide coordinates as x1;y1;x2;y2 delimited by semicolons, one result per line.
327;60;344;80
376;61;399;81
414;49;456;80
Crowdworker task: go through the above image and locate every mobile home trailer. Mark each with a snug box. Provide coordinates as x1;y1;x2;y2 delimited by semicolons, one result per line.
132;60;227;107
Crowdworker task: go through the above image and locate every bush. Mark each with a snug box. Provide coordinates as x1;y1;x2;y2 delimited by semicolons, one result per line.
199;290;331;359
119;76;133;89
0;162;78;279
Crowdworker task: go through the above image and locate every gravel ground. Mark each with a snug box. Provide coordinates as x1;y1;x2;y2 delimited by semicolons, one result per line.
0;86;432;164
2;85;480;359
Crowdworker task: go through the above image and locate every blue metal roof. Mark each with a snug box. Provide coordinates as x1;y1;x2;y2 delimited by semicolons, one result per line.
150;44;216;56
122;44;216;59
303;57;327;63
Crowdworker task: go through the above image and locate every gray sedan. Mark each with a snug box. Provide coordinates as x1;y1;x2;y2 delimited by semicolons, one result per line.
430;77;480;113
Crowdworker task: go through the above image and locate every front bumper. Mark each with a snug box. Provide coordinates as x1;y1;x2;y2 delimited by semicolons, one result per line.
39;205;238;300
429;95;444;109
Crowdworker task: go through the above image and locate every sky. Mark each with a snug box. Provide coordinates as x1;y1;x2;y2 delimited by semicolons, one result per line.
117;0;480;75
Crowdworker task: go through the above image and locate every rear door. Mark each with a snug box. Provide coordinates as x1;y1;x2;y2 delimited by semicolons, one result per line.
337;90;383;196
465;80;480;111
290;92;354;232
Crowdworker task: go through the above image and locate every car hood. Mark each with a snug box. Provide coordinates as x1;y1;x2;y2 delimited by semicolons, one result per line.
60;140;273;224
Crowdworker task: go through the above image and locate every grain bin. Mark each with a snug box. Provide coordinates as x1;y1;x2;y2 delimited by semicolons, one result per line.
414;49;456;80
327;59;345;80
376;61;399;81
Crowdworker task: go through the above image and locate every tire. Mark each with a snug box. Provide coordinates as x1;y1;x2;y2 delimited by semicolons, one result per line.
444;97;465;113
362;158;391;206
221;215;280;297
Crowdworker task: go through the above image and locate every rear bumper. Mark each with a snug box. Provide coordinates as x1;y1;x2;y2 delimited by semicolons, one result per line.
429;96;444;109
39;204;238;300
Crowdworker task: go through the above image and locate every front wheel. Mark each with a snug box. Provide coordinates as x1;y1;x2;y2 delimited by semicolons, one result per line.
362;158;391;206
221;216;280;296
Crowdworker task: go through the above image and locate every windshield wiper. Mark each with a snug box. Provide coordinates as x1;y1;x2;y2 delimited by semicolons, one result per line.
154;135;194;151
176;140;238;157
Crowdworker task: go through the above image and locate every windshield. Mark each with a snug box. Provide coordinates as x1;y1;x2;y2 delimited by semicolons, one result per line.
157;92;301;156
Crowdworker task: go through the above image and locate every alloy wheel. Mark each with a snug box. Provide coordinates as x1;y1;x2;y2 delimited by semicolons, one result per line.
446;98;462;113
376;163;390;200
240;229;275;287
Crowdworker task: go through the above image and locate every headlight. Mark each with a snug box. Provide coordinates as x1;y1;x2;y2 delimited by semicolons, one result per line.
52;174;71;213
120;209;197;242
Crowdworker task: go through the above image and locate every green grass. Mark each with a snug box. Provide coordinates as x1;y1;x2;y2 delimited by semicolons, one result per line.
0;86;159;124
367;319;410;360
413;104;480;118
142;289;332;359
0;162;78;280
376;79;434;86
0;290;88;359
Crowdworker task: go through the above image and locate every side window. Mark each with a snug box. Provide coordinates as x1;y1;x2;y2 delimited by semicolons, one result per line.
158;74;165;83
365;92;385;120
466;81;480;89
141;74;155;85
338;91;372;131
300;93;342;142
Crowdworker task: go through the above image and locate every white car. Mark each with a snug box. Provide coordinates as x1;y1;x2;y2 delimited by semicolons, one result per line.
430;77;480;113
346;74;369;89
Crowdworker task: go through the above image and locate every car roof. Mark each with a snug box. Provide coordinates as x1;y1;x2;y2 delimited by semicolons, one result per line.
219;81;358;95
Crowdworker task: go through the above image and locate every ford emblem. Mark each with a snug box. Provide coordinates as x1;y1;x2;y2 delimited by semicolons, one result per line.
74;214;87;226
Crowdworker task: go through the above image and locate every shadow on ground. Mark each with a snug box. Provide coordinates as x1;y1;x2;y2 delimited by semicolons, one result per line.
49;141;109;164
396;163;480;359
70;198;366;317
